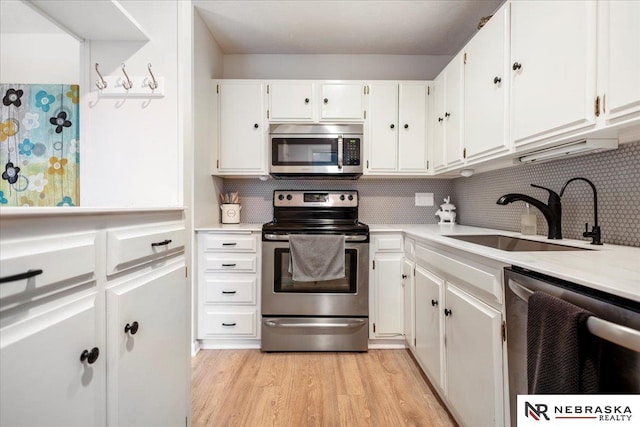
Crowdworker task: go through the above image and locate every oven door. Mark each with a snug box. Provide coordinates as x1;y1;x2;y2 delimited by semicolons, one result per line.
262;236;369;317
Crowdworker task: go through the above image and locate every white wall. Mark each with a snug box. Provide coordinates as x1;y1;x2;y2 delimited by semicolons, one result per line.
222;54;452;80
193;9;224;227
81;0;181;207
0;33;80;84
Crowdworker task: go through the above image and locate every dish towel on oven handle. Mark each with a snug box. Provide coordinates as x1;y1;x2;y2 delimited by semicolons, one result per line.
288;234;345;282
527;291;602;394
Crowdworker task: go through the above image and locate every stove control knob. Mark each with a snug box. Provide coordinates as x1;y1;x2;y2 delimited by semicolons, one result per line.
286;194;292;201
340;195;345;201
348;195;354;201
278;194;284;201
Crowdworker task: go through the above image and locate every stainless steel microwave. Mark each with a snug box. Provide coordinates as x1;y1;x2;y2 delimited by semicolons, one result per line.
269;124;363;179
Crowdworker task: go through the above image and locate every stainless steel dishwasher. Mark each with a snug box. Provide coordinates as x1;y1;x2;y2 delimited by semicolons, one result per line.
504;266;640;427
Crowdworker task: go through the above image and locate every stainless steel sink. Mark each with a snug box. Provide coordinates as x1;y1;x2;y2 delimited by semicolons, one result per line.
445;234;590;252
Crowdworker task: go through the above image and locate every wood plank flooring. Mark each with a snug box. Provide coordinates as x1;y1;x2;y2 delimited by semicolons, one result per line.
191;349;457;427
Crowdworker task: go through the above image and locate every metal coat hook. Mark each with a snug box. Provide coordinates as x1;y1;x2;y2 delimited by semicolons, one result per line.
95;63;107;90
146;63;159;90
120;63;133;90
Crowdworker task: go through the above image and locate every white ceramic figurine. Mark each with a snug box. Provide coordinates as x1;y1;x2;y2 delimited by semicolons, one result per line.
435;196;457;224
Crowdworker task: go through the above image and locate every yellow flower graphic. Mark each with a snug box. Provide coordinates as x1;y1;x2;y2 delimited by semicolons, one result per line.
20;196;34;207
48;157;68;175
0;120;17;142
66;85;79;104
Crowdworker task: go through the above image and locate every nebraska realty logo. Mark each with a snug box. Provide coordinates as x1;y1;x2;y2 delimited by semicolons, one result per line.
518;395;639;426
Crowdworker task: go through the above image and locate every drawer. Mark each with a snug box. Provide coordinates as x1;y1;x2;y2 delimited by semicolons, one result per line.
0;232;96;305
201;233;257;252
203;254;257;273
202;276;257;304
106;221;185;275
415;244;503;304
200;309;258;337
372;234;404;252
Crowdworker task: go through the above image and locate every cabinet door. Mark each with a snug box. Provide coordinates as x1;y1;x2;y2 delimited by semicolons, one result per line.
269;82;314;121
320;83;364;120
414;266;443;390
402;258;415;349
601;1;640;123
367;83;399;172
464;3;510;161
106;265;188;427
398;83;428;172
445;285;503;427
218;82;266;172
373;252;404;336
432;73;447;171
511;1;596;146
1;294;104;427
444;53;465;168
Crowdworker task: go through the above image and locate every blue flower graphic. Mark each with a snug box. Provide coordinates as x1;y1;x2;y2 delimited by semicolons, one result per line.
35;90;56;112
57;196;75;207
0;191;7;204
19;139;35;156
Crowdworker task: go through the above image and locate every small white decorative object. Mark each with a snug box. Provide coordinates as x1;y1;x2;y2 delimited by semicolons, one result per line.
221;204;241;224
435;196;457;224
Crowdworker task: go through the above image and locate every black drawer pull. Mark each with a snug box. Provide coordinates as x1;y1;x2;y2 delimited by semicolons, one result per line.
221;263;237;267
80;347;100;364
124;321;139;335
222;242;237;246
222;322;237;327
151;239;172;247
0;269;43;284
222;290;237;294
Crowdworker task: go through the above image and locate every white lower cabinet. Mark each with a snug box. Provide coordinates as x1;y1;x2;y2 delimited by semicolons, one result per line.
402;258;415;349
370;233;404;339
445;284;504;427
106;265;187;427
0;293;104;427
412;242;507;427
414;265;444;390
197;231;261;343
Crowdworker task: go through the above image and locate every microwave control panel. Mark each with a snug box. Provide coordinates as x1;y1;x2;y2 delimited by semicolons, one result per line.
344;138;361;166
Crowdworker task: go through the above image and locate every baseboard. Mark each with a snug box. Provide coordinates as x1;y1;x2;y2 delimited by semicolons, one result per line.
197;339;261;350
368;338;408;349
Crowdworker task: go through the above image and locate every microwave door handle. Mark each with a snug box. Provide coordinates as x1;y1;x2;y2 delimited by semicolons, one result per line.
337;135;343;170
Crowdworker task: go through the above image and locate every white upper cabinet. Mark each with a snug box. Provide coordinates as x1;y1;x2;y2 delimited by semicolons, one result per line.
215;81;267;174
319;83;366;121
510;0;597;148
599;0;640;125
268;81;315;122
463;3;511;162
367;82;429;174
432;53;465;172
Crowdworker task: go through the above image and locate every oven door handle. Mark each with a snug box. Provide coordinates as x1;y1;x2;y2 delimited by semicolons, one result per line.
263;233;367;242
509;279;640;353
264;319;366;329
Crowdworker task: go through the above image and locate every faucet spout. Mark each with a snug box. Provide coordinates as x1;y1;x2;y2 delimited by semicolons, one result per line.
496;184;563;239
560;177;602;245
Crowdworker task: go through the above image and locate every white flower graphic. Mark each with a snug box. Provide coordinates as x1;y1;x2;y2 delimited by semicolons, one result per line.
22;112;40;130
28;173;48;192
69;139;78;154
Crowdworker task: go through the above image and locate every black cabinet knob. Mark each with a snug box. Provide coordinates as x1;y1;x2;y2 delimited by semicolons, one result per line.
431;299;438;307
323;98;328;104
304;98;310;103
402;274;407;279
404;124;409;129
438;117;443;123
124;321;139;335
80;347;100;364
445;112;451;118
444;308;452;317
493;76;502;84
390;124;395;129
254;123;259;128
512;62;522;71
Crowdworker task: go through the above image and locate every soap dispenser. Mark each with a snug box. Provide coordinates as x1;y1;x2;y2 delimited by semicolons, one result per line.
521;203;537;235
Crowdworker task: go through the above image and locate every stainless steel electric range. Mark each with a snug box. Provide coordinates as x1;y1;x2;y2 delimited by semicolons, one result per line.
261;190;369;352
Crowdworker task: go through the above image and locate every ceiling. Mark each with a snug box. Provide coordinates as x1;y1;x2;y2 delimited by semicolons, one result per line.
194;0;503;55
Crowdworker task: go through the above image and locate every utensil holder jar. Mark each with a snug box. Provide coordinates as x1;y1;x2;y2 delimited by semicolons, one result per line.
220;204;241;224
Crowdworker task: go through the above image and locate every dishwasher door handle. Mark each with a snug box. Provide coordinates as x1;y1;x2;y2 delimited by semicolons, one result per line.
509;280;640;353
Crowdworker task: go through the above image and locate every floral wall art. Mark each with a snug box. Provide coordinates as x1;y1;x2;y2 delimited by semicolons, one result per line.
0;84;79;207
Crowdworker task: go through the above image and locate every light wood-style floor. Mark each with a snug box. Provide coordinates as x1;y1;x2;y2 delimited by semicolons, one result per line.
191;349;457;427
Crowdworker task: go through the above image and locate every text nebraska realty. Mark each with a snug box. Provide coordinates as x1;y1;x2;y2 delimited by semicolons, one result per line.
527;402;633;422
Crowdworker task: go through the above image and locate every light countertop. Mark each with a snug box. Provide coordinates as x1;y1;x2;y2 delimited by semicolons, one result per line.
195;223;263;232
370;224;640;303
